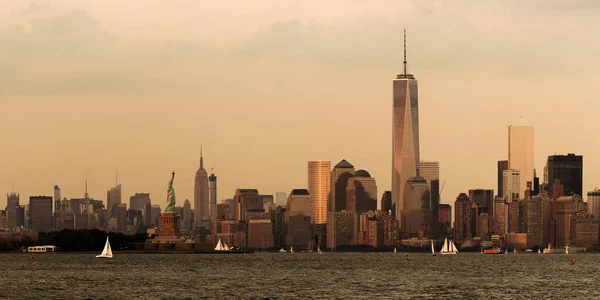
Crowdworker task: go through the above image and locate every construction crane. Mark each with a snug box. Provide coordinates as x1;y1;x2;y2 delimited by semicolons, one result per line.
440;180;447;197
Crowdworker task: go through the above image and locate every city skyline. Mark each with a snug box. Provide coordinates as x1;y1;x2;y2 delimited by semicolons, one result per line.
2;1;600;210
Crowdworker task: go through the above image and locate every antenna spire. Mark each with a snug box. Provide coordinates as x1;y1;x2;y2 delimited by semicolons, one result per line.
85;173;89;199
403;27;407;76
200;143;204;169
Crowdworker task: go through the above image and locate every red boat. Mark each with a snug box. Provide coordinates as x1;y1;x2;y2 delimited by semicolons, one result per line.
483;248;503;254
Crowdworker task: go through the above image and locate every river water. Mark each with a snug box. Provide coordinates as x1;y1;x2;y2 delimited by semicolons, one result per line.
0;252;597;299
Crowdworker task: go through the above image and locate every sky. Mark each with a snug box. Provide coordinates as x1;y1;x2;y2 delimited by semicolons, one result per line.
1;0;599;210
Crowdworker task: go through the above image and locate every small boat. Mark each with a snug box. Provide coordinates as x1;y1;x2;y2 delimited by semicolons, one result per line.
290;247;294;254
317;245;322;254
566;245;569;255
570;258;575;265
440;238;458;255
538;249;541;254
483;248;503;254
279;248;287;253
394;247;397;254
543;243;552;254
504;248;509;254
96;237;113;258
431;240;437;256
514;248;517;254
525;249;533;253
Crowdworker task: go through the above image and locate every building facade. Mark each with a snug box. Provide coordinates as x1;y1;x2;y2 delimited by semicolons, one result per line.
331;159;355;212
503;169;521;203
107;184;121;219
546;154;583;197
497;160;509;198
308;160;331;225
588;190;600;218
454;193;472;245
286;189;312;219
346;170;377;214
508;125;534;200
194;150;209;229
29;196;53;232
402;176;429;235
209;171;217;223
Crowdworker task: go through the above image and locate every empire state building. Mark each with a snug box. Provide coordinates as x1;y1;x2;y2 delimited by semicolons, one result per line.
392;29;421;224
194;147;209;230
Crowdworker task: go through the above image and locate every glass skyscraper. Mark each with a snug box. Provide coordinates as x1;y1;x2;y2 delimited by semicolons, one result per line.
508;125;534;199
393;31;420;224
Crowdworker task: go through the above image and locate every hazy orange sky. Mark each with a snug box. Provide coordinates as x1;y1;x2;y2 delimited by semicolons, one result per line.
1;1;599;210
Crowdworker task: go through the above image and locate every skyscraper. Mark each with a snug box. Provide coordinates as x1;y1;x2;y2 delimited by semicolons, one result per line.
497;160;508;198
209;170;217;222
130;193;151;225
29;196;53;232
420;161;440;223
402;176;428;234
183;199;192;231
194;148;209;229
54;185;61;214
331;159;355;212
307;160;331;225
588;189;600;218
346;170;377;214
286;189;312;219
392;30;420;224
381;191;392;214
107;184;121;219
419;161;439;184
508;126;534;199
6;192;21;230
454;193;472;245
546;154;583;197
503;169;521;203
468;189;494;215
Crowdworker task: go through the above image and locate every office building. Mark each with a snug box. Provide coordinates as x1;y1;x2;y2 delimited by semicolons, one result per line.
497;160;508;198
420;161;440;223
381;191;392;214
286;215;312;250
571;214;598;247
234;189;263;222
275;192;287;207
151;205;161;226
308;160;331;225
331;159;355;212
247;219;274;249
493;197;506;234
508;125;534;200
182;199;192;231
209;170;217;222
107;184;121;219
588;189;600;218
29;196;53;232
130;193;151;225
326;211;358;250
439;204;451;225
346;170;377;214
402;176;429;234
469;189;494;215
194;148;210;229
546;154;583;197
54;185;61;214
392;31;421;223
454;193;472;245
503;169;521;202
286;189;312;219
554;196;572;248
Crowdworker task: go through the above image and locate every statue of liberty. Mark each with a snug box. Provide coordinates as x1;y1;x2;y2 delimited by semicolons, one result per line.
165;172;176;213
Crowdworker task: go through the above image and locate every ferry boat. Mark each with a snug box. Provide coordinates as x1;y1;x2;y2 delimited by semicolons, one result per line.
27;245;58;253
483;248;503;255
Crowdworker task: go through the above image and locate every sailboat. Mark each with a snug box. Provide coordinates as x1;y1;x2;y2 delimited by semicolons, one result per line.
566;245;569;255
279;248;287;253
394;247;397;254
440;238;458;255
214;239;223;251
431;240;437;256
96;237;113;258
317;244;322;254
514;248;517;254
538;249;541;254
543;243;552;254
222;241;230;251
290;246;294;253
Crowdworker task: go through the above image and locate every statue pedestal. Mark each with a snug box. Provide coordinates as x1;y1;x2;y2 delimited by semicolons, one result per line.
159;212;180;237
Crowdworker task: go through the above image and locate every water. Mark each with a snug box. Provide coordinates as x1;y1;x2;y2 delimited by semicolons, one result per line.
0;252;595;299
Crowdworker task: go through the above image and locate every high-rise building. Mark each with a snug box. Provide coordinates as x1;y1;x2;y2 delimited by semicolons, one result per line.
588;190;600;218
194;149;209;229
275;192;287;207
6;193;22;230
469;189;494;216
454;193;472;245
129;193;151;225
508;125;534;199
286;189;312;219
29;196;53;232
326;210;358;250
439;204;451;225
381;191;392;214
392;31;420;224
54;185;61;214
546;154;583;197
346;170;377;214
497;160;509;198
234;189;263;222
508;200;520;233
209;170;217;222
331;159;355;212
401;176;429;234
107;184;121;219
151;205;161;226
503;169;521;203
493;197;506;234
183;199;192;231
420;161;440;223
308;160;331;225
554;196;573;247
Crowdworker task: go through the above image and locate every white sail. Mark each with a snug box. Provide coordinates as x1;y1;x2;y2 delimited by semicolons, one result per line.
566;245;569;255
440;238;449;253
214;239;223;251
223;241;230;251
514;248;517;254
431;240;435;254
317;245;322;254
538;249;541;254
394;247;397;253
450;240;458;253
96;237;113;258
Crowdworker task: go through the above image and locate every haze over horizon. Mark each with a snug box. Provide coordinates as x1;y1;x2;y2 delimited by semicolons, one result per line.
1;1;599;210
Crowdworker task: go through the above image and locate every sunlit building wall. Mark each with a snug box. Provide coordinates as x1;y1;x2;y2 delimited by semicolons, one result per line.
508;125;534;199
308;161;331;225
